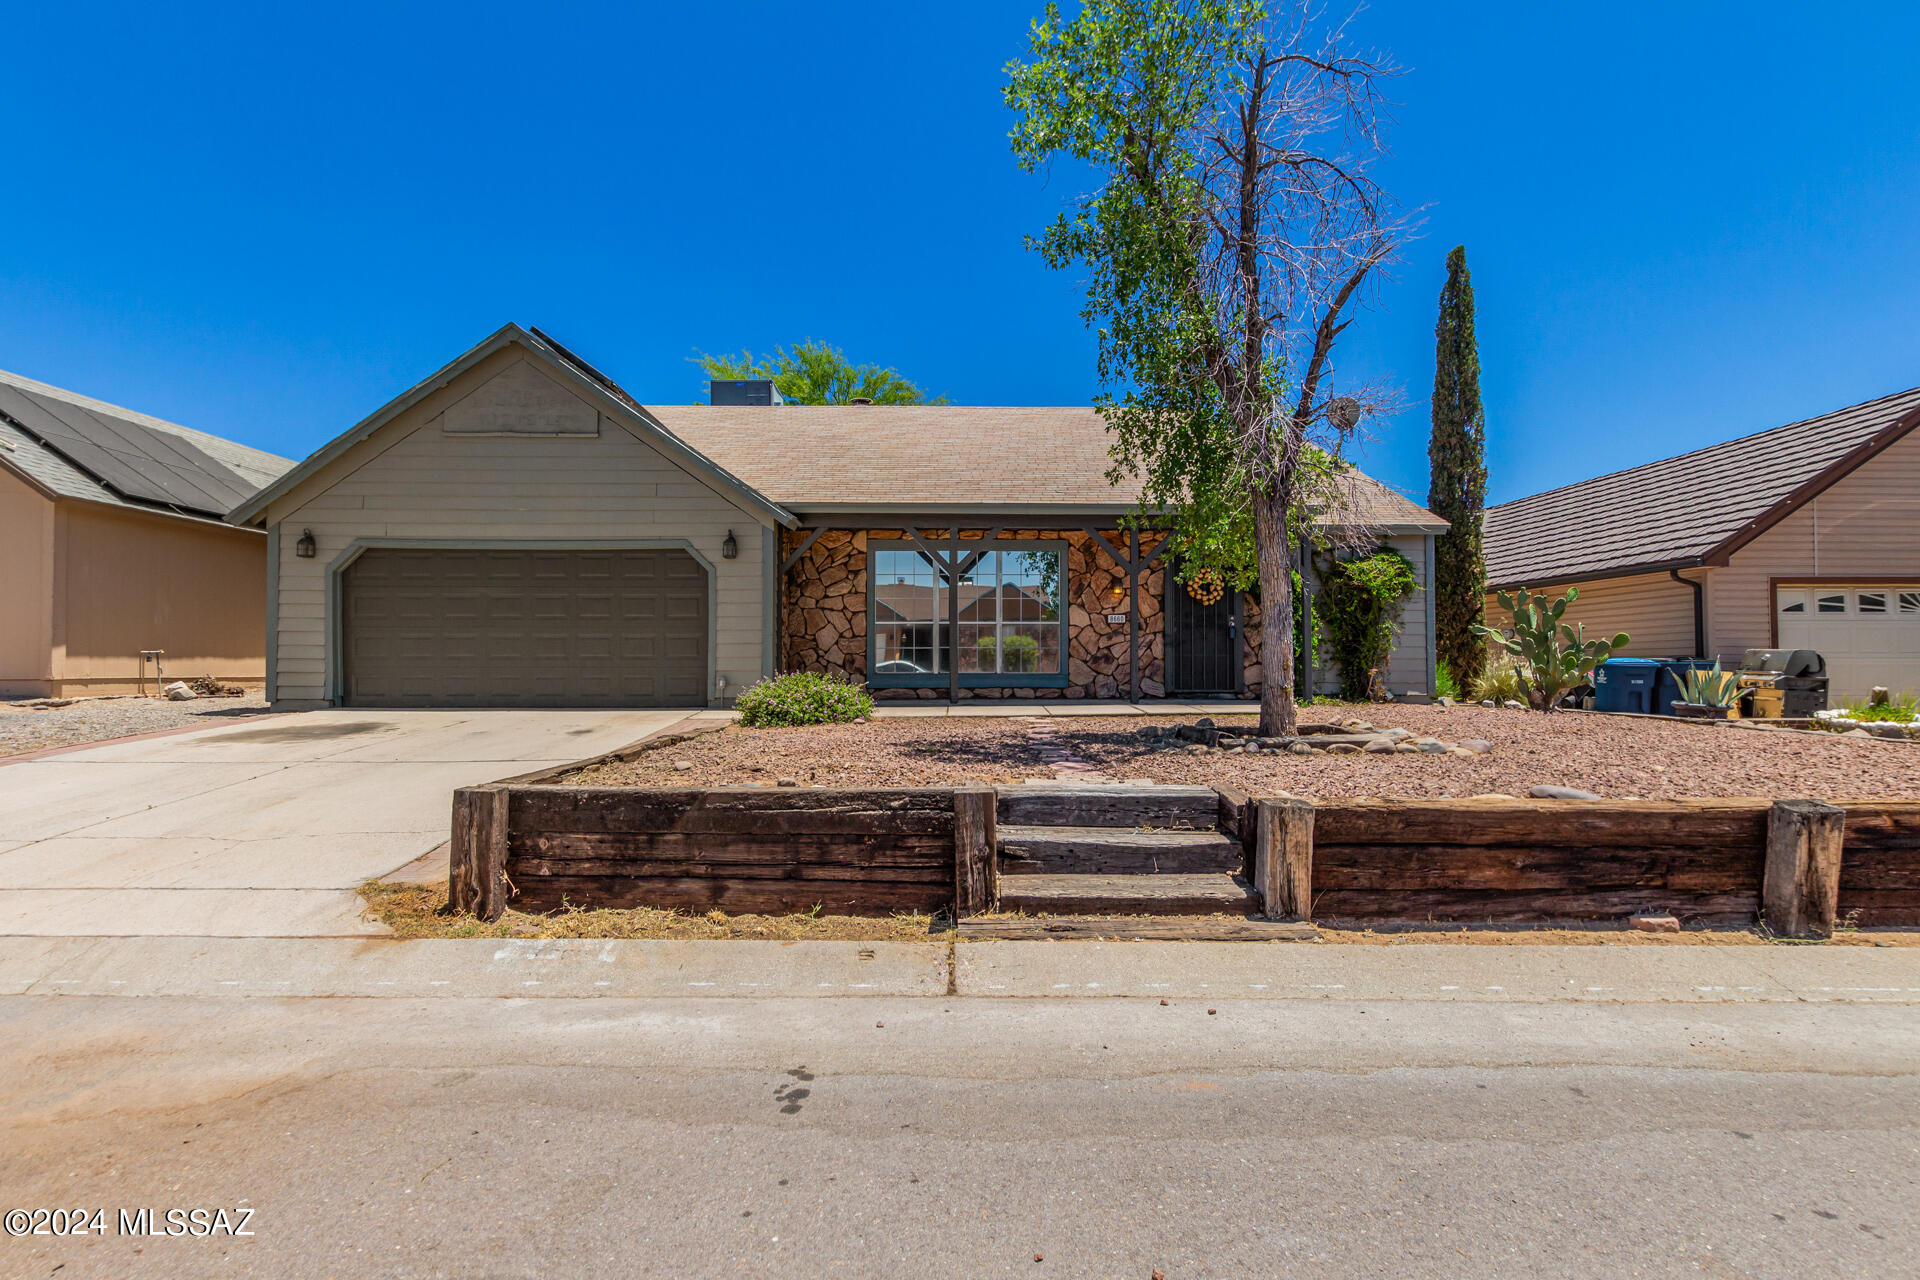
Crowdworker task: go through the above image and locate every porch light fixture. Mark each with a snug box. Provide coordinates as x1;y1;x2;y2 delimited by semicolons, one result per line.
722;530;738;559
295;529;316;559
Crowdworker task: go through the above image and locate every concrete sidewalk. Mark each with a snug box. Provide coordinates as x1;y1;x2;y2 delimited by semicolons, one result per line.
4;935;1915;1003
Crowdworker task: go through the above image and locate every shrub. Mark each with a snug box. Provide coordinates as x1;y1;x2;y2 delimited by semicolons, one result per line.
1839;691;1917;723
1434;666;1460;701
734;671;875;727
1471;655;1524;704
1316;548;1419;701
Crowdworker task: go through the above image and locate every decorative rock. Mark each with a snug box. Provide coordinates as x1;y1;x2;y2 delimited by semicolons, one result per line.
1844;728;1872;737
1479;700;1496;708
1414;740;1449;754
672;759;694;771
1195;716;1215;729
1436;696;1456;708
1325;742;1363;755
1529;785;1602;800
1383;728;1414;741
1363;740;1397;754
1344;721;1377;734
1629;913;1681;933
163;681;197;701
1446;747;1479;758
1288;742;1314;756
1456;739;1493;754
776;776;799;787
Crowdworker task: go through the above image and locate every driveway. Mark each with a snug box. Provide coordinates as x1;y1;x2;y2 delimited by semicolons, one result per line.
0;708;696;937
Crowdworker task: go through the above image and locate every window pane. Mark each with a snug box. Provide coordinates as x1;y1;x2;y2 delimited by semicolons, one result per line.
1000;623;1051;673
1817;594;1847;614
1858;591;1887;613
957;624;991;672
873;549;943;623
1900;591;1920;614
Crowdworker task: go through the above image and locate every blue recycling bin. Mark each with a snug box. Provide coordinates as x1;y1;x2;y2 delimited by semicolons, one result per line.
1592;657;1663;714
1656;659;1720;716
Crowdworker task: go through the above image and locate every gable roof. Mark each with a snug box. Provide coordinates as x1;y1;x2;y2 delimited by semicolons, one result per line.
650;404;1447;529
0;366;291;525
1483;386;1920;588
226;324;796;529
231;324;1445;533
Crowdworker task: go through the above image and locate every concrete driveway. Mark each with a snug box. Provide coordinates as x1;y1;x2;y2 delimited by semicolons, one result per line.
0;708;695;937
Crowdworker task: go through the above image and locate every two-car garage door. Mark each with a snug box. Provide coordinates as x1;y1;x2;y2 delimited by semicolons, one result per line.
341;547;708;707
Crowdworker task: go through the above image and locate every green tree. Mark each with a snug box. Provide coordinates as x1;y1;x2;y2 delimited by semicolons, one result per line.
1427;245;1489;695
1006;0;1409;734
697;340;947;405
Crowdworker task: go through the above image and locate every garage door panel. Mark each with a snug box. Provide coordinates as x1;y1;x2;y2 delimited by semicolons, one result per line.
342;547;709;708
1777;585;1920;700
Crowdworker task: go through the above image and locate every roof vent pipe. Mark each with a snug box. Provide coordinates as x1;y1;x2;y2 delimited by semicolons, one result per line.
849;397;874;406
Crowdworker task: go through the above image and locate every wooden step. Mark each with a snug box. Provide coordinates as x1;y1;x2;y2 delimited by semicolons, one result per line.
998;825;1244;875
996;872;1261;916
996;784;1220;830
959;915;1316;942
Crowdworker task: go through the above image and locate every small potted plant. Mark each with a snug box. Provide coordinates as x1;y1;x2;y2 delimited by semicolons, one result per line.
1671;662;1746;720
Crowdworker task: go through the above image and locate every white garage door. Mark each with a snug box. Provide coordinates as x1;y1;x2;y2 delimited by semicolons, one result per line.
1776;586;1920;700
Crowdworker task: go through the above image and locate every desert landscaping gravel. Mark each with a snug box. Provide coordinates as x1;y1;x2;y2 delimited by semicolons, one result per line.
566;704;1920;799
0;692;275;758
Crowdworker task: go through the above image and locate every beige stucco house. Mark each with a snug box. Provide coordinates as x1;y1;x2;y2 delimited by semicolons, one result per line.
0;368;292;697
1483;387;1920;699
231;324;1446;709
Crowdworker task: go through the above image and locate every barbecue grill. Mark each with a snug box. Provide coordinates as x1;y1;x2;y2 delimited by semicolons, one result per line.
1736;649;1828;717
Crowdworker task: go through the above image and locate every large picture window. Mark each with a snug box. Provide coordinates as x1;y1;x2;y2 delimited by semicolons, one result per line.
871;544;1065;684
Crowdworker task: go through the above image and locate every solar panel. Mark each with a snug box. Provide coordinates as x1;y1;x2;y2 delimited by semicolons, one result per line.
0;382;260;516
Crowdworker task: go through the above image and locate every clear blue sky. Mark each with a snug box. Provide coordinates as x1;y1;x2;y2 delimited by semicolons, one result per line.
4;2;1916;506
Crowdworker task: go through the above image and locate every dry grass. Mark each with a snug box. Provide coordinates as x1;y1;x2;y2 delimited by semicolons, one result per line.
359;880;952;942
361;883;1915;945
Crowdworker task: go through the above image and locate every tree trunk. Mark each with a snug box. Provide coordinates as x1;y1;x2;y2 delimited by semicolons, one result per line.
1252;487;1297;736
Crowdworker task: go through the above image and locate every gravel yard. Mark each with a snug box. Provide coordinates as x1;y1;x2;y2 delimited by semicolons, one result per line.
0;692;275;757
565;704;1920;800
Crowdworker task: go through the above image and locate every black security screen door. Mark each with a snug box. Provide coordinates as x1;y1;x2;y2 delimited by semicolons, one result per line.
1169;577;1238;694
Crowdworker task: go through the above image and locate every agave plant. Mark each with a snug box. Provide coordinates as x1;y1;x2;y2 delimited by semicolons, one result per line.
1674;662;1745;709
1470;586;1630;713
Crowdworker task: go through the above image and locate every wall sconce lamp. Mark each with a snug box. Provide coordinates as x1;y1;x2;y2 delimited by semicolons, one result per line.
722;530;739;560
295;529;317;559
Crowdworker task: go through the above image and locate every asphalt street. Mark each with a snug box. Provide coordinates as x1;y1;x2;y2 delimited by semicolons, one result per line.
3;993;1915;1279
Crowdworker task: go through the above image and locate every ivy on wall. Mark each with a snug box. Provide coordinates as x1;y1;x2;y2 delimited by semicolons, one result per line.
1315;548;1418;701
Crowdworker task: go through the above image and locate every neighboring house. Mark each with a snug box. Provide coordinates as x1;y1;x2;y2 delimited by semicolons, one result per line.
1484;387;1920;699
229;324;1446;709
0;368;293;697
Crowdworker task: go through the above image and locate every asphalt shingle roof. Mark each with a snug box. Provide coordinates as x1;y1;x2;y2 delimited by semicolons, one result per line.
1483;387;1920;587
649;403;1446;530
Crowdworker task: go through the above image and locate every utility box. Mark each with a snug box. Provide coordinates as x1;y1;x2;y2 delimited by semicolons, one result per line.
1593;657;1663;714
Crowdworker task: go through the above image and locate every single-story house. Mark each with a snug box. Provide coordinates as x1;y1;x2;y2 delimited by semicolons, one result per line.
0;367;293;697
1484;387;1920;699
228;324;1446;709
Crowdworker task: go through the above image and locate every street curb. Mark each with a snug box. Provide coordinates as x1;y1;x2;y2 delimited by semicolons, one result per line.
3;935;1915;1003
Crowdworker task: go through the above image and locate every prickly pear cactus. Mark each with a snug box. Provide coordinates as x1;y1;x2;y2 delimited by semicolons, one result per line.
1470;586;1629;712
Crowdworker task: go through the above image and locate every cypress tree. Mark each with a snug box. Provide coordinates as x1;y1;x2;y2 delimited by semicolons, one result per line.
1427;245;1488;695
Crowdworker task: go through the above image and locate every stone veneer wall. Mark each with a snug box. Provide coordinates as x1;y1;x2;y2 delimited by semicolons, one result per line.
779;528;1174;700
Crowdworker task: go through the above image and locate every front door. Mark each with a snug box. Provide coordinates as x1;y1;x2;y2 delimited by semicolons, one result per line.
1168;573;1239;695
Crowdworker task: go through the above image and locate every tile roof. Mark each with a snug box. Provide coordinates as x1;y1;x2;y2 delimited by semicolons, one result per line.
1483;386;1920;587
647;403;1446;530
0;366;292;523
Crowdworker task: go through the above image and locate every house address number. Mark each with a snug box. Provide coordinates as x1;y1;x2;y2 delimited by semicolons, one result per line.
1105;612;1128;623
